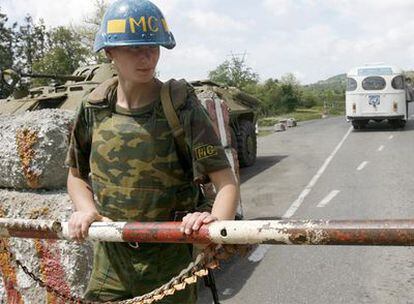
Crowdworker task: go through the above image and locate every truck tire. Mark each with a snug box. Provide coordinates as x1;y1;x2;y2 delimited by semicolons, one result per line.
237;120;257;167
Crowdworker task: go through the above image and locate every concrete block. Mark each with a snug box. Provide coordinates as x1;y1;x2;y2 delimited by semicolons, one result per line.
0;109;74;190
286;118;297;127
0;189;92;303
273;123;286;132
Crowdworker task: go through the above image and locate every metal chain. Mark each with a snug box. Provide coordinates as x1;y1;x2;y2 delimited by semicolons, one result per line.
0;239;222;304
118;248;219;304
0;240;95;304
0;218;62;234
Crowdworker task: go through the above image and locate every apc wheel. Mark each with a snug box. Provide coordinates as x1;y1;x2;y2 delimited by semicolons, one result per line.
230;128;238;150
237;120;257;167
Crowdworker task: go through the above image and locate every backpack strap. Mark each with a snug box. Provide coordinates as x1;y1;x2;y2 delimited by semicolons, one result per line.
160;79;191;169
161;80;212;211
86;77;118;105
83;77;118;144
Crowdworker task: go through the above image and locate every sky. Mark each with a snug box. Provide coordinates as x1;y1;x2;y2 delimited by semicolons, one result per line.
2;0;414;84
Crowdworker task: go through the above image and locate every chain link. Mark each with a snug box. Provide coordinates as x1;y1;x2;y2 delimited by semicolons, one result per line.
0;219;248;304
1;242;95;304
0;239;224;304
118;247;220;304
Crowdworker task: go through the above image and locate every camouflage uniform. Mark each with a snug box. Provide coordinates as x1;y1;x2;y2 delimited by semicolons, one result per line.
66;79;230;302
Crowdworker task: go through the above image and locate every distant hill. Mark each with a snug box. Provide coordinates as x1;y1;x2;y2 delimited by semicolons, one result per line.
303;74;346;93
305;70;414;92
300;69;414;109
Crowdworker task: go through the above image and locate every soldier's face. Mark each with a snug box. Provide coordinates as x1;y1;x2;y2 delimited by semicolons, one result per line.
107;46;160;83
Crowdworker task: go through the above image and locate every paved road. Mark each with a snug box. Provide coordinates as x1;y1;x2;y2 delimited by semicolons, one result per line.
199;103;414;304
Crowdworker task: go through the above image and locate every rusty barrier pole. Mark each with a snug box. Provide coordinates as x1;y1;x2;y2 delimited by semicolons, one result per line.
1;218;414;246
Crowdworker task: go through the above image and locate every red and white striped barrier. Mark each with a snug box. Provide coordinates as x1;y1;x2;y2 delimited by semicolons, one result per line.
2;219;414;246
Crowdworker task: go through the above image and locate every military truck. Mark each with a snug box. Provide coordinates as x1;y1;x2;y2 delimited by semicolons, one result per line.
0;64;258;167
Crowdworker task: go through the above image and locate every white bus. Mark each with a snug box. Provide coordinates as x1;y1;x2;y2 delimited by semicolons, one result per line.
346;64;412;129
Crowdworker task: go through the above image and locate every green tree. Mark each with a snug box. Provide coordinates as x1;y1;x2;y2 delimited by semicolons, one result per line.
73;0;109;63
13;15;48;72
252;78;282;116
32;27;90;85
209;54;259;89
280;83;300;113
279;73;301;112
0;7;15;98
301;90;317;108
0;8;14;69
280;73;300;87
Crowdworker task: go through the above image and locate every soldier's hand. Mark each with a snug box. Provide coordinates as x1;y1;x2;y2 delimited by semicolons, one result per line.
180;212;218;235
68;211;112;242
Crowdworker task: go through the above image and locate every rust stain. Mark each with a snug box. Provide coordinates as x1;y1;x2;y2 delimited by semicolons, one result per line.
0;207;23;304
29;207;50;219
16;128;40;189
0;239;24;304
34;239;70;304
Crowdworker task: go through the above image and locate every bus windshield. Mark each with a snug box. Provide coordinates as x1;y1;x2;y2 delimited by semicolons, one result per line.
357;67;393;76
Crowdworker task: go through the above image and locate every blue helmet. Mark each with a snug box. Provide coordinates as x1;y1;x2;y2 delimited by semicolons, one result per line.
94;0;176;52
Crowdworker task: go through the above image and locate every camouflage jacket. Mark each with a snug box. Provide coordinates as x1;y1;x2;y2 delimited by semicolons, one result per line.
66;78;230;221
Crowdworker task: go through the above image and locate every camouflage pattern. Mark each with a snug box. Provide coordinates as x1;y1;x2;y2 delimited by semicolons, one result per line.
85;242;196;303
66;79;230;301
66;81;230;221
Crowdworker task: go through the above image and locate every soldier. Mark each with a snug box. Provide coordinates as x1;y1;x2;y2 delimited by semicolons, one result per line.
65;0;238;302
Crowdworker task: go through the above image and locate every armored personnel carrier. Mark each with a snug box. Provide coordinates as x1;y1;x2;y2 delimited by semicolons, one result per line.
191;80;258;167
0;64;117;115
0;64;258;167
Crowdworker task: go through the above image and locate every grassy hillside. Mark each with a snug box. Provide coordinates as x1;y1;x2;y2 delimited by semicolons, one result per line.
302;74;346;100
304;73;346;92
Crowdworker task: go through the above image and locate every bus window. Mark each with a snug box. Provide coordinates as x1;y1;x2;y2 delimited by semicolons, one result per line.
391;75;404;90
346;78;357;91
358;67;393;76
362;76;386;90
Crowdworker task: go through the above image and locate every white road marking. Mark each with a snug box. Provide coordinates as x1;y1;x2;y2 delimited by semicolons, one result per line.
388;135;394;140
248;245;272;262
283;127;353;218
317;190;341;208
378;145;384;152
222;288;235;296
357;161;369;171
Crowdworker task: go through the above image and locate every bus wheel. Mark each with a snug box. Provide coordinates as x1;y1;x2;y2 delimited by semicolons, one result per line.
390;119;405;129
359;120;368;129
352;121;360;129
396;120;406;129
352;120;367;129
